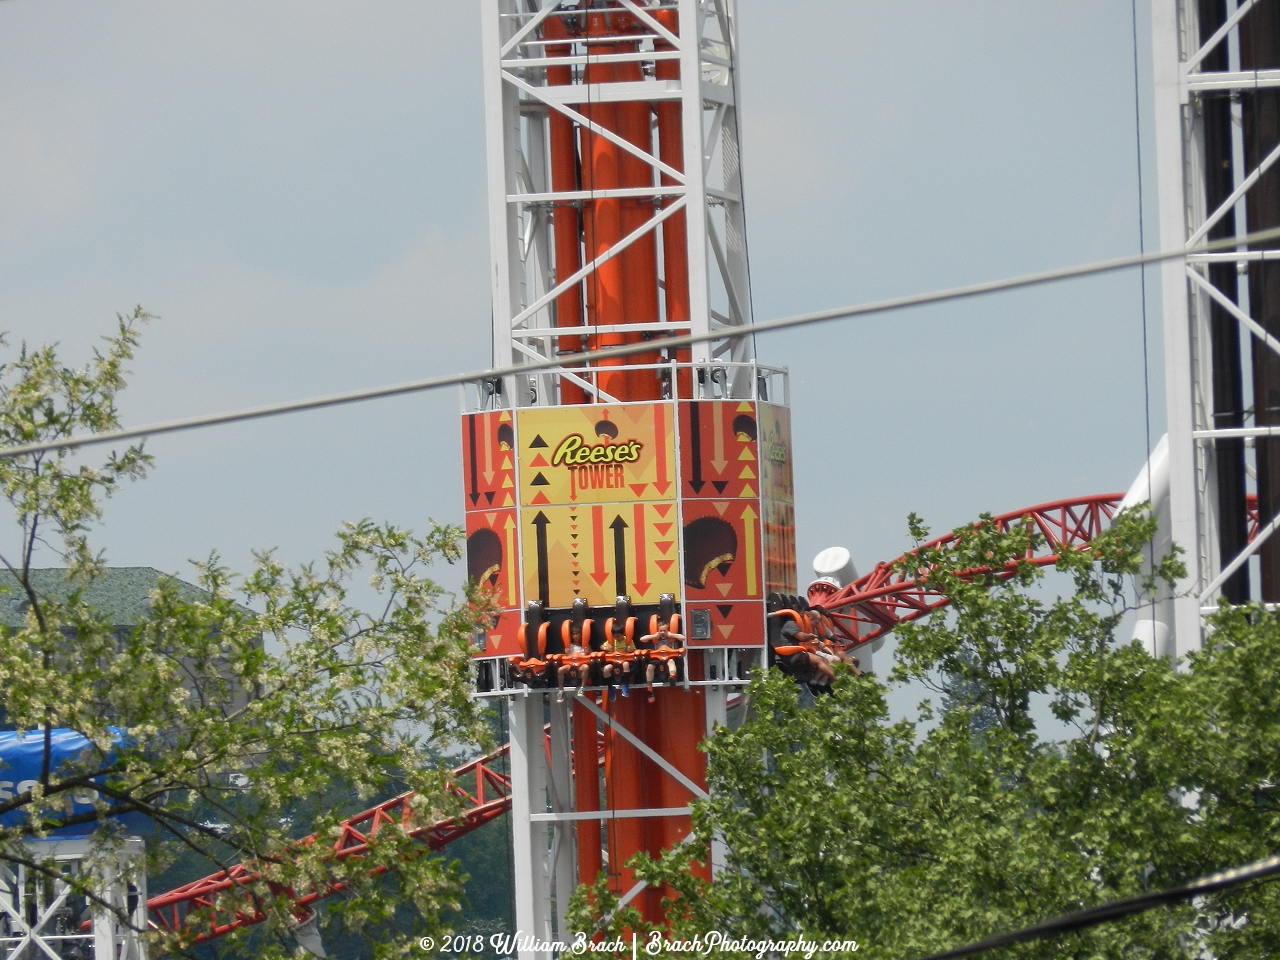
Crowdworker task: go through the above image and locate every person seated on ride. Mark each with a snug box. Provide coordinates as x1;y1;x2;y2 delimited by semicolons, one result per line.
556;621;590;701
778;615;835;686
808;609;862;677
600;616;635;701
637;619;685;702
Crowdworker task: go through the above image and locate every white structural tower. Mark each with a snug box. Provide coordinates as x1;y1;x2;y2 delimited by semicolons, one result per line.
477;3;756;957
480;0;755;410
1151;0;1280;653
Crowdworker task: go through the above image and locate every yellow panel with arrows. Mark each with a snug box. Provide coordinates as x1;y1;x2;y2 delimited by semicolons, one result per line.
516;403;676;507
520;501;680;608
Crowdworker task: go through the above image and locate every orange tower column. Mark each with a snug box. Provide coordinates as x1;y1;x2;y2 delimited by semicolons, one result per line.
544;13;588;405
654;9;692;398
582;13;626;402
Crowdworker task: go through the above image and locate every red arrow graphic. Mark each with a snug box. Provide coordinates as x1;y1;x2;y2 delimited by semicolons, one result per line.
653;404;671;495
631;503;650;595
590;505;609;586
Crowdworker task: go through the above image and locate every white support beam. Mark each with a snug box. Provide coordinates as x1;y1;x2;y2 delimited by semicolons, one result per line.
508;694;553;960
1151;0;1205;654
1149;0;1280;653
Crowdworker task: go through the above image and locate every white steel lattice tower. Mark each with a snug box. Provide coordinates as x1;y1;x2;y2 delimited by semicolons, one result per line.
473;3;776;957
1151;0;1280;653
481;0;755;404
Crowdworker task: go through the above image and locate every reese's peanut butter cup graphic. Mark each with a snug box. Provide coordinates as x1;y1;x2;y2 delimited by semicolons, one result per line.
467;528;503;587
497;423;514;450
683;516;738;589
733;414;757;442
594;419;619;439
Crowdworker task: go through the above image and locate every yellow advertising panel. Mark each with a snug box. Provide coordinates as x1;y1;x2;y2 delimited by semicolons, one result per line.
520;501;680;608
758;403;794;504
516;404;676;506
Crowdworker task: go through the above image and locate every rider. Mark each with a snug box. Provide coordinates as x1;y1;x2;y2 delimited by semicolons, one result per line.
636;620;685;702
556;621;588;702
601;617;635;701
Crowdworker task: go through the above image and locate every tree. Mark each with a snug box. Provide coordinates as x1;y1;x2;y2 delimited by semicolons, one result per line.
0;312;493;958
595;508;1280;959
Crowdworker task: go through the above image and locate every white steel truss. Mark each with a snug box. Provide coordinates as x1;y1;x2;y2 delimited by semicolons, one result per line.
480;0;755;408
0;839;148;960
1152;0;1280;653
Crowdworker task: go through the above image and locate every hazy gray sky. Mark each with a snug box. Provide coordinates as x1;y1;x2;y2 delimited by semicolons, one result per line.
0;1;1163;647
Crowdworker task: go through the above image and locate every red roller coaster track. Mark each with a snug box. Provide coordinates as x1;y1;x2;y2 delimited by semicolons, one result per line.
150;494;1139;949
146;745;514;947
806;494;1127;648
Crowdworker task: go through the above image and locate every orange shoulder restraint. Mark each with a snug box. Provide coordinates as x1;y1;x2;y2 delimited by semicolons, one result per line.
561;618;593;649
517;621;549;658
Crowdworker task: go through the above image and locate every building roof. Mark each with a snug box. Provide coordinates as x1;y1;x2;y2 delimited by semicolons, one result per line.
0;568;214;630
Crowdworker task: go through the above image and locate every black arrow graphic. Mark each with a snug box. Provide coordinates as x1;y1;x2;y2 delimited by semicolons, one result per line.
533;511;551;606
468;415;480;506
610;515;629;599
688;401;704;493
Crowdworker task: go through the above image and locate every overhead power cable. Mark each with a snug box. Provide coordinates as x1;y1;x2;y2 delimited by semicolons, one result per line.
912;851;1280;960
7;225;1280;462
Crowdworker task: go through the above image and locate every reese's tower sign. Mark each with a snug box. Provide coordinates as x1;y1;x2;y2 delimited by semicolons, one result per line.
461;397;795;653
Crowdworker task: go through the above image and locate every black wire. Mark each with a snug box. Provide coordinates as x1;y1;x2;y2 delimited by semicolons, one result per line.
911;851;1280;960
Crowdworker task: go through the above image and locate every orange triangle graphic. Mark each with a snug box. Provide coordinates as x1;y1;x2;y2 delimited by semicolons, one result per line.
531;492;550;505
654;541;673;555
530;454;549;467
716;624;735;638
738;448;755;461
491;634;502;650
654;522;673;536
716;583;731;596
652;481;672;495
653;503;673;517
713;502;729;515
485;512;497;524
630;484;648;497
654;559;674;573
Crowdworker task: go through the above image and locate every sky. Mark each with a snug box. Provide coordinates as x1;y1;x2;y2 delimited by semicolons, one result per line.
0;1;1164;690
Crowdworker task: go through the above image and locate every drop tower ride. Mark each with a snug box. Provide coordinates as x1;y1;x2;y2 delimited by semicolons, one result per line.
461;1;792;950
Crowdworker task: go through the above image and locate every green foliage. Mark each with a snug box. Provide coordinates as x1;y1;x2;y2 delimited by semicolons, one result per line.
0;314;493;957
610;508;1280;959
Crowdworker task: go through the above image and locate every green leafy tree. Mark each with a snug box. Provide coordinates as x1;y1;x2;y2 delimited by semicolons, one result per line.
601;508;1280;959
0;312;493;958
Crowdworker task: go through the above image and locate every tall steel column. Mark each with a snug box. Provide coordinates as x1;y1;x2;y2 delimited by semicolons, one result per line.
476;3;762;956
1151;0;1280;654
